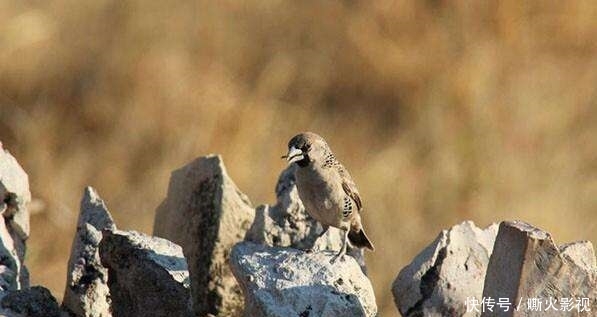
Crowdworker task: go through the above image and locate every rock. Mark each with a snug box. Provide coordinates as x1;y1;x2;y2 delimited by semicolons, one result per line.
392;221;498;317
0;218;24;293
62;187;116;317
229;241;377;317
98;229;192;317
0;286;62;317
0;148;31;290
0;148;31;240
482;221;597;317
245;165;366;272
153;155;254;316
560;241;596;272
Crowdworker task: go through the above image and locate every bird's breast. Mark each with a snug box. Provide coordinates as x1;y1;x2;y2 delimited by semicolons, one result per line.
295;167;346;227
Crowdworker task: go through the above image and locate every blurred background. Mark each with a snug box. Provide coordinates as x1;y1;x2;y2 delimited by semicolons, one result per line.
1;1;596;315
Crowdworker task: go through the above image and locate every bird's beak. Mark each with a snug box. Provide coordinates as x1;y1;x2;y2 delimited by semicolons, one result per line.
282;146;304;164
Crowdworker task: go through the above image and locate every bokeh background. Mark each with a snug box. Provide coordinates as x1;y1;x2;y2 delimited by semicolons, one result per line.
1;1;596;316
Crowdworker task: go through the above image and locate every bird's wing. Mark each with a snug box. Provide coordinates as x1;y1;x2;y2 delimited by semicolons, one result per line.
337;164;363;211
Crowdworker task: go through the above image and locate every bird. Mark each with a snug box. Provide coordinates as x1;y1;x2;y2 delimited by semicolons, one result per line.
282;132;374;262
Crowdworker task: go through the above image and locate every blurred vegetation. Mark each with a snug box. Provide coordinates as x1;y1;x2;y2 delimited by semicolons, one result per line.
1;1;596;315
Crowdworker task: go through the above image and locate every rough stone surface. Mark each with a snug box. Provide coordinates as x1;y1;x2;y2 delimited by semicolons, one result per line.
153;155;254;316
245;165;366;272
62;187;116;317
0;286;62;317
99;230;192;317
0;148;31;240
0;218;23;293
560;240;596;272
0;148;30;290
393;221;498;317
482;221;597;317
230;242;377;317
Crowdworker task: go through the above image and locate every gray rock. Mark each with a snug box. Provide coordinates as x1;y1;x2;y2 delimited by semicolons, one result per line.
62;187;116;317
99;229;192;317
0;286;62;317
229;241;377;317
245;165;366;272
0;218;23;293
0;148;31;240
393;221;498;317
0;148;31;290
560;241;596;272
153;155;254;316
482;221;596;317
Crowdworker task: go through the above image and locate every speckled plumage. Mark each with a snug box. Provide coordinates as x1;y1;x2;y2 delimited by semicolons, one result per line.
284;132;374;261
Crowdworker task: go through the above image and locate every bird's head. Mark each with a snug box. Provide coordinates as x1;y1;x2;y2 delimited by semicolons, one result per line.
282;132;330;167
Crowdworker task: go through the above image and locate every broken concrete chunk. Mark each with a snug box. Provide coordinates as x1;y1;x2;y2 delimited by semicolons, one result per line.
482;221;597;317
0;286;62;317
99;229;192;317
230;241;377;317
62;187;116;317
393;221;498;317
153;155;254;316
245;165;366;272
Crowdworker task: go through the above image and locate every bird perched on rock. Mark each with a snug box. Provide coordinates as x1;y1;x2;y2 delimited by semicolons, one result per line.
283;132;374;262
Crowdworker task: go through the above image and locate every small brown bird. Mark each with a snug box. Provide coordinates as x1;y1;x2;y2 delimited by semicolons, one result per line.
283;132;374;261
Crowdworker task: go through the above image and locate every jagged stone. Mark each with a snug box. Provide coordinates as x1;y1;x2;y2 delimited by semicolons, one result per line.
0;286;62;317
560;241;596;272
153;155;254;316
392;221;498;317
0;148;31;290
99;230;192;317
0;148;31;240
482;221;597;317
230;241;377;317
0;219;22;293
62;187;116;317
245;165;366;272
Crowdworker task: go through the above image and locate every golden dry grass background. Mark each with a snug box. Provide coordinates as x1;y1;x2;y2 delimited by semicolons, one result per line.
1;1;596;316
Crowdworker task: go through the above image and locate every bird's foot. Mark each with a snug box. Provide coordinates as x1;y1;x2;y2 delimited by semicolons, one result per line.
303;244;320;254
329;253;347;264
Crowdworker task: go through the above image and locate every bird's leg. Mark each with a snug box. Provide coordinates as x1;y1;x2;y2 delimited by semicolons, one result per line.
330;229;349;263
305;225;329;253
318;224;330;239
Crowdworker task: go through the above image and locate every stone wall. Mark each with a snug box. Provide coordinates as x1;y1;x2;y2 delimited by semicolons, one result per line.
0;147;594;317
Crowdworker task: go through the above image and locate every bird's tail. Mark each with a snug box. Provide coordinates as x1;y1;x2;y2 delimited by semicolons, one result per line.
348;228;375;251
